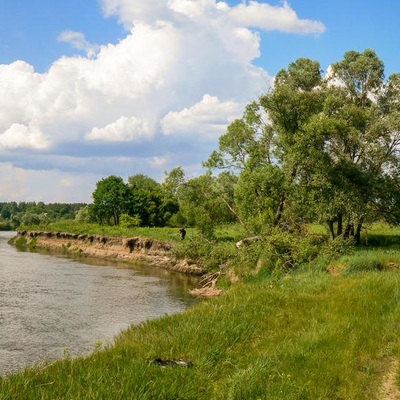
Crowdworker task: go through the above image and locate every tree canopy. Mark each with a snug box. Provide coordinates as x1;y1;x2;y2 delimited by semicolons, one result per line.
205;49;400;242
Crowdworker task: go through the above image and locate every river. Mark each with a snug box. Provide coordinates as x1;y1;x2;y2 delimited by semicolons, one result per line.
0;231;199;376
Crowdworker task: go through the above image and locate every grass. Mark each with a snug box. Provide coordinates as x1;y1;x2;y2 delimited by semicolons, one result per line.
20;221;245;244
2;269;400;399
20;220;196;242
3;222;400;398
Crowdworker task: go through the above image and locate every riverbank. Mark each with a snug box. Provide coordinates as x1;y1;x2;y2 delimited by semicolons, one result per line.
12;230;206;276
1;269;400;399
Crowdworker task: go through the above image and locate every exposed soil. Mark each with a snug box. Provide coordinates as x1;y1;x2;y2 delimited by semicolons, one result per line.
15;230;206;276
380;358;400;400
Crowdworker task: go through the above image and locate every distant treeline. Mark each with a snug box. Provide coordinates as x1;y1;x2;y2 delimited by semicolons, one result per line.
0;202;87;230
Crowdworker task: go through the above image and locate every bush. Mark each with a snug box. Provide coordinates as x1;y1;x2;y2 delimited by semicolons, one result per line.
21;213;41;226
120;214;142;228
230;230;324;279
0;221;13;231
172;235;236;272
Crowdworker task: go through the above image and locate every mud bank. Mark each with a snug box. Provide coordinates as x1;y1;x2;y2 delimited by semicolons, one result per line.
15;230;206;276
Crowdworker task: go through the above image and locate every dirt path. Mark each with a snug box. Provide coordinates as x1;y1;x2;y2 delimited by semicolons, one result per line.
380;359;400;400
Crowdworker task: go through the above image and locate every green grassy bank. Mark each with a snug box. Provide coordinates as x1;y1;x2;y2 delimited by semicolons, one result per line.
1;268;400;399
3;222;400;398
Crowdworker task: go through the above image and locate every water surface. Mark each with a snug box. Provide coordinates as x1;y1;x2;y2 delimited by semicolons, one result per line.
0;231;198;375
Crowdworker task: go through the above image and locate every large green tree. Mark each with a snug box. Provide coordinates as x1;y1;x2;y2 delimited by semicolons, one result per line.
127;173;180;227
206;50;400;242
90;176;132;225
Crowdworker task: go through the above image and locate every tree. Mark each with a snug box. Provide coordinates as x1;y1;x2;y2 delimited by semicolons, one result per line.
204;101;271;173
75;205;91;223
128;174;160;193
235;165;285;234
127;174;167;226
162;167;186;198
159;167;185;226
91;176;132;225
177;173;236;238
206;50;400;242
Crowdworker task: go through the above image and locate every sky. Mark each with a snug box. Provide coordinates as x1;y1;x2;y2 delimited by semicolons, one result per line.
0;0;399;203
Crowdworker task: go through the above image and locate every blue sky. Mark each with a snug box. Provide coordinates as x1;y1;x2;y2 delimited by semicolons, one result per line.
0;0;399;202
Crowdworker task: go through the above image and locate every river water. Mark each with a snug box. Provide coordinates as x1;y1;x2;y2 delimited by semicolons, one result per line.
0;231;199;376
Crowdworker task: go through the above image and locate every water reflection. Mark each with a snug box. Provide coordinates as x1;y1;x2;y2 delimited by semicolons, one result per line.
0;231;199;376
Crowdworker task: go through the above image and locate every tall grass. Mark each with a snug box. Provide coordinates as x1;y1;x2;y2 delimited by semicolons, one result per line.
2;270;400;399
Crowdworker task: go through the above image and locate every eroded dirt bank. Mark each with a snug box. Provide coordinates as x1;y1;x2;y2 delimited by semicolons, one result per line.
15;230;206;276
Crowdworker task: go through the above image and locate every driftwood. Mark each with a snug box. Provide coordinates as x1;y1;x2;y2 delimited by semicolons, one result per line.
190;270;224;297
235;236;261;249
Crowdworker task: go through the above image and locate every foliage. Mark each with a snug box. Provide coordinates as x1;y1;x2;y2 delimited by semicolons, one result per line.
205;49;400;244
0;201;86;229
235;165;284;234
172;235;237;271
230;230;323;278
74;205;92;223
88;173;182;228
90;175;133;225
12;235;37;249
120;213;142;228
21;213;41;226
0;221;13;231
177;174;236;238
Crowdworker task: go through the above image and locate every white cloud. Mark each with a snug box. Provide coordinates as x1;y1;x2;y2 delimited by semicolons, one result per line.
229;0;326;34
101;0;326;34
0;0;326;201
86;116;151;141
161;94;242;138
0;123;49;149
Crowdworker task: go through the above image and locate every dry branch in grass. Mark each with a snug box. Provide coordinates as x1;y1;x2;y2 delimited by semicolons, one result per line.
190;270;224;297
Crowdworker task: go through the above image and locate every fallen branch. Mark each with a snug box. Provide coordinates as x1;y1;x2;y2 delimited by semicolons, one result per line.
190;270;224;297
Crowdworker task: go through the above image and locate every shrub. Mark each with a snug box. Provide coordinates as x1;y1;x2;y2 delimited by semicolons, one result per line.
120;214;142;228
14;236;27;247
0;221;13;231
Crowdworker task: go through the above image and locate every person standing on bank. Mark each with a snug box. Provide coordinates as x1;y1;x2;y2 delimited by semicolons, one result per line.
179;227;186;240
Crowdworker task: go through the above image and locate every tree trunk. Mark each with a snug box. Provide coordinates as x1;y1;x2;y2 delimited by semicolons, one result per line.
219;196;246;228
337;213;343;236
274;194;286;226
327;220;335;240
355;217;364;245
344;220;353;239
274;168;297;227
113;211;119;225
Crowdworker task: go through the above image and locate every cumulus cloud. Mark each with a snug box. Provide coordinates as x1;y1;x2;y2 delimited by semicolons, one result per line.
0;123;49;149
161;94;242;138
0;0;326;201
86;116;151;141
229;1;326;34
